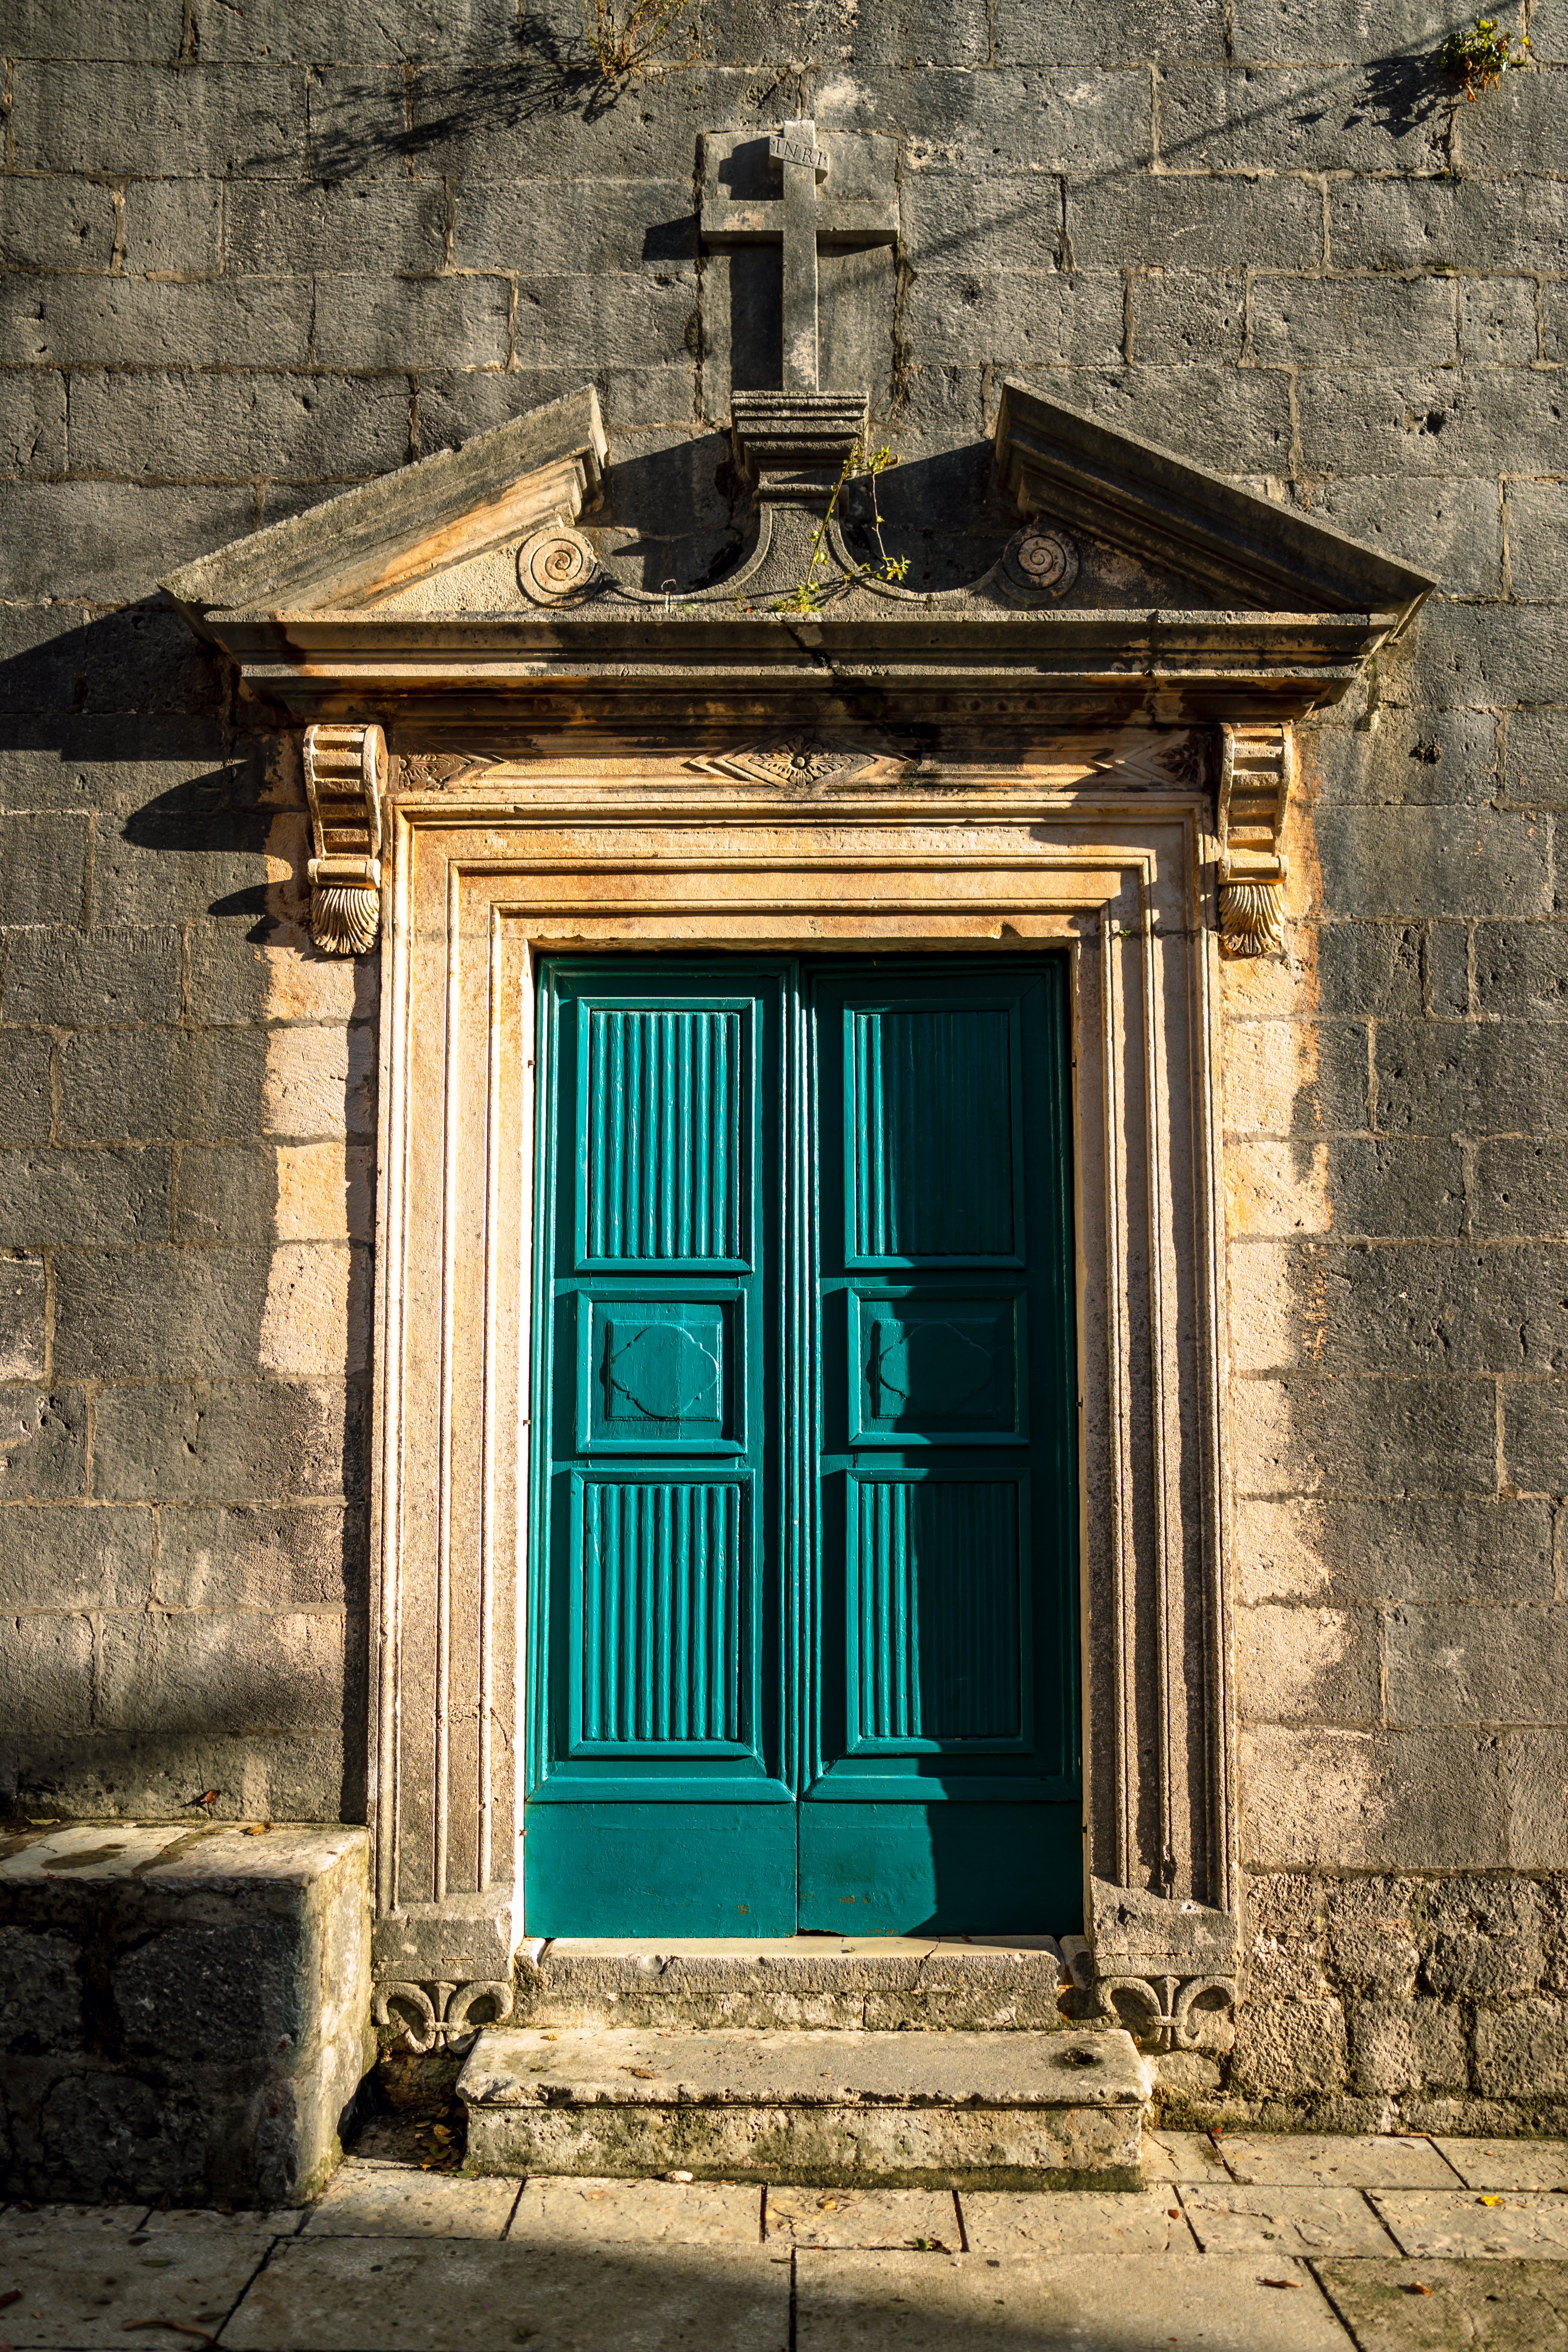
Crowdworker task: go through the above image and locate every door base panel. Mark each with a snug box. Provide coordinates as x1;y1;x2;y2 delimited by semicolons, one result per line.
525;1804;797;1937
797;1801;1081;1936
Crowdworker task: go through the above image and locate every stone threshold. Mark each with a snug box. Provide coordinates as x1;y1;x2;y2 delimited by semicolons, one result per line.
512;1934;1071;2032
461;2024;1149;2189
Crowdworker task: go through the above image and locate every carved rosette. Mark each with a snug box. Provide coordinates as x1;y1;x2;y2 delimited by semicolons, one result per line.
304;722;387;955
1000;522;1080;602
373;1977;515;2055
1217;722;1292;957
517;521;598;606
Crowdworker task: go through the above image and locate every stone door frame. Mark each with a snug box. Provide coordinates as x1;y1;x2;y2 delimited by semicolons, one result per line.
368;744;1238;2050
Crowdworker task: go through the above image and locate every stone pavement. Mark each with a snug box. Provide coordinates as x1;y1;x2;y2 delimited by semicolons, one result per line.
4;2132;1568;2349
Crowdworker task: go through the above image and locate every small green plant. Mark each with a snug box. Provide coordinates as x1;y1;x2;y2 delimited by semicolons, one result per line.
771;439;911;616
581;0;697;82
1439;14;1531;99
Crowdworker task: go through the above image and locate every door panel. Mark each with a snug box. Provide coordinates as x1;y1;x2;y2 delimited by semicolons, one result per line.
526;955;1080;1939
800;964;1079;1933
526;964;793;1937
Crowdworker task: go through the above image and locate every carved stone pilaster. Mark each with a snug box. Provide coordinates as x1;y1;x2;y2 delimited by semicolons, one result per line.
304;722;387;954
373;1977;515;2056
1217;723;1291;955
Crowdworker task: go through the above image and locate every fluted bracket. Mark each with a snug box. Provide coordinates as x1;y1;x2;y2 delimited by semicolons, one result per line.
304;722;387;954
1217;722;1291;956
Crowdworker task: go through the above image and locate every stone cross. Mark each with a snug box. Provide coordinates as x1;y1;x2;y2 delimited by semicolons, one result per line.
700;120;899;392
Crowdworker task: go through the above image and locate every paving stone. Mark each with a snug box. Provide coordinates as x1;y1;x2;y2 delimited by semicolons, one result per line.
1143;2127;1231;2180
793;2247;1354;2348
766;2185;959;2249
507;2175;763;2246
219;2236;790;2351
304;2162;521;2237
959;2186;1197;2255
1179;2185;1392;2255
1216;2134;1461;2188
1434;2141;1568;2190
0;2206;273;2347
1315;2256;1568;2348
1370;2190;1568;2258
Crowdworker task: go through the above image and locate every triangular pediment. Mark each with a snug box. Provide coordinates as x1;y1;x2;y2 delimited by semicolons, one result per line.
992;380;1433;631
162;386;607;622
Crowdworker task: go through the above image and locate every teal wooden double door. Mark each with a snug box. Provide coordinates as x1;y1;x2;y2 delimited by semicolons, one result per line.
524;957;1081;1936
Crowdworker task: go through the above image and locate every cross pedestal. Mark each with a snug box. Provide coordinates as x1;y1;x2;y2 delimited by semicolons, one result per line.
700;120;899;393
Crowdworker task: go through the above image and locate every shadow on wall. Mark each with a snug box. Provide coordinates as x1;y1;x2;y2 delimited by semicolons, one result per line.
0;600;374;1829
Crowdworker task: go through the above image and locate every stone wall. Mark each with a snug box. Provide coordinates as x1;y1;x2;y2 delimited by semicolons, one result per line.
1;0;1564;2113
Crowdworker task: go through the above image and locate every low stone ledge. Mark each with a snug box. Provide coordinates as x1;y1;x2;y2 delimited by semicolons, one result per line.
0;1822;373;2208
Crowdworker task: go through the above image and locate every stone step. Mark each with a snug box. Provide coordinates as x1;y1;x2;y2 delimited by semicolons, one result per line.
513;1934;1068;2032
459;2025;1150;2190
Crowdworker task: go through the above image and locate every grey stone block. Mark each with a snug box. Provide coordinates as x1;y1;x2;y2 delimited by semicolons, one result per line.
0;1028;55;1145
1323;1137;1464;1236
0;810;89;924
453;177;697;275
0;368;67;473
171;1143;279;1242
1239;1724;1508;1869
1285;477;1499;602
0;274;314;369
903;270;1125;366
1375;1022;1568;1139
0;0;184;59
52;1245;273;1379
311;270;512;369
1321;1878;1419;1998
1308;706;1500;808
1160;65;1447;173
512;271;699;372
59;1028;269;1146
1506;478;1568;604
0;1146;173;1248
0;1921;82;2054
0;1501;155;1608
0;481;261;604
154;1501;360;1609
99;1608;347;1734
1335;173;1568;276
1386;1604;1568;1727
189;0;517;58
1128;269;1243;363
1229;0;1481;53
0;1822;371;2204
1504;711;1568;808
2;925;183;1025
0;175;117;270
1228;1997;1348;2097
0;1253;46;1380
1296;364;1568;480
1314;922;1425;1013
1232;1372;1497;1494
1349;1998;1466;2094
902;170;1065;272
997;0;1229;60
1236;1494;1555;1605
0;1609;94;1734
120;178;225;276
1457;276;1539;365
1004;360;1295;473
90;1375;362;1503
1425;921;1470;1019
0;1726;354;1822
1235;1599;1380;1723
0;1385;87;1499
1070;174;1323;273
1457;72;1568;174
1475;1141;1568;1236
226;179;447;275
1506;1731;1568;1869
13;60;307;175
1474;1998;1568;2099
1502;1380;1568;1494
69;368;415;484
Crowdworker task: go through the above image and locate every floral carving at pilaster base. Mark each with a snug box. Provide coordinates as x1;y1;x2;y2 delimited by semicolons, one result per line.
1093;1969;1239;2055
372;1977;515;2055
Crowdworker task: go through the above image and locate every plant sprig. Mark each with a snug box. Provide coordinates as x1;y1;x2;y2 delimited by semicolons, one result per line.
771;439;910;616
1439;14;1531;99
581;0;698;84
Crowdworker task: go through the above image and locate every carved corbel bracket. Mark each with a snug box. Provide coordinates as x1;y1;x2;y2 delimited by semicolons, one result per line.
304;722;387;954
1069;1879;1242;2056
1217;722;1292;955
372;1976;515;2056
